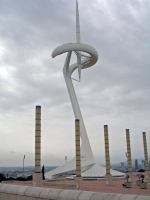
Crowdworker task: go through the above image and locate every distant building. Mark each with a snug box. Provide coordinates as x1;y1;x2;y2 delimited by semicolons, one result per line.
141;160;145;170
135;159;138;171
120;162;124;168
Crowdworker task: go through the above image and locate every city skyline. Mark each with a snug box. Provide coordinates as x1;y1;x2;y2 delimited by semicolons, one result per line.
0;0;149;167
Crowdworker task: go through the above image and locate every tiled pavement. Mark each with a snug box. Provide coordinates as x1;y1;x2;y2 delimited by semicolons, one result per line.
4;178;150;196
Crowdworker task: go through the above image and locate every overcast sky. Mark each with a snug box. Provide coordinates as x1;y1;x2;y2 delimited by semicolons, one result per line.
0;0;149;167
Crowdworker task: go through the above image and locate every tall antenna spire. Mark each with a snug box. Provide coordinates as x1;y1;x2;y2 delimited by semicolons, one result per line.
76;0;80;43
76;0;81;81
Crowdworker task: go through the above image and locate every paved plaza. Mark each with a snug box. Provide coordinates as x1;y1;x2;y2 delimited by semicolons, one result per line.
3;178;150;196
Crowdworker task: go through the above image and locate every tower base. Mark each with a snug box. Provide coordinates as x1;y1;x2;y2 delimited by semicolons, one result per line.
105;174;112;185
33;173;43;187
75;177;83;190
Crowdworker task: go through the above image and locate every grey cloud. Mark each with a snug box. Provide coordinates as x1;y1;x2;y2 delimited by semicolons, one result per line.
8;151;16;154
0;0;149;166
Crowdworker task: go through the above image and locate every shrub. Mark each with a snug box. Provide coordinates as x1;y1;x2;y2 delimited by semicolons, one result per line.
0;173;6;182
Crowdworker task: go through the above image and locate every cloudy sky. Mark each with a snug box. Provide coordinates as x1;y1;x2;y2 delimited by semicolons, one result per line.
0;0;149;167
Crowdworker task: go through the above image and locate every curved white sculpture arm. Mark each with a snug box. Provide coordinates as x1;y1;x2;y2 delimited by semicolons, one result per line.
52;43;98;166
52;43;98;70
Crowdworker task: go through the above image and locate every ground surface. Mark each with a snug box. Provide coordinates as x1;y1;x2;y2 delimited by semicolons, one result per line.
3;178;150;196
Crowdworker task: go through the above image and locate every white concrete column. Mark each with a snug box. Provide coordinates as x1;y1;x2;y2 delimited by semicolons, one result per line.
33;105;43;187
142;132;150;179
126;129;134;182
75;119;83;190
104;125;112;185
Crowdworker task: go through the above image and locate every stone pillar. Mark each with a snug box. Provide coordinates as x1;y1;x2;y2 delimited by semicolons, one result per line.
33;105;43;187
126;129;134;182
104;125;112;185
75;119;83;190
142;132;150;179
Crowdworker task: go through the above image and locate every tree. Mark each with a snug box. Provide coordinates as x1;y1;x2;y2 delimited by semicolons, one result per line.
125;175;129;182
42;165;45;180
140;174;144;183
0;173;6;182
138;169;145;172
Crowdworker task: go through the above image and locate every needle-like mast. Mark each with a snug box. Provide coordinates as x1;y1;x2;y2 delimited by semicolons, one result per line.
76;0;80;43
76;0;81;81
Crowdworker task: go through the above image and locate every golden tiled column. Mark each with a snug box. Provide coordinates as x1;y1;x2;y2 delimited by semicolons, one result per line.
75;119;83;190
126;129;134;182
104;125;112;185
33;105;43;187
142;132;150;179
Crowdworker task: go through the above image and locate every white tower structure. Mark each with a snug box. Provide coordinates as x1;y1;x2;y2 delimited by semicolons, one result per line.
76;0;81;81
45;0;124;179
